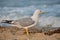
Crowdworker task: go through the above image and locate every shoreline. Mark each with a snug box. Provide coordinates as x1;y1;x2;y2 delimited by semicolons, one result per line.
0;27;60;40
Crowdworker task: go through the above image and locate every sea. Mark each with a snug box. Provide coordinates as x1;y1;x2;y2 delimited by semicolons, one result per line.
0;0;60;27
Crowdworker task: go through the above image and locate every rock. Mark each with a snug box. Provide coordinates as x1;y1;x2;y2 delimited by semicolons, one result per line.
44;27;60;35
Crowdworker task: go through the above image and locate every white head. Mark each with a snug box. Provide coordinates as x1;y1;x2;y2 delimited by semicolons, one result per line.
33;9;45;15
32;9;45;18
31;9;45;22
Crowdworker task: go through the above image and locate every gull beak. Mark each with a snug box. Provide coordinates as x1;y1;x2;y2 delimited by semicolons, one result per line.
40;10;45;14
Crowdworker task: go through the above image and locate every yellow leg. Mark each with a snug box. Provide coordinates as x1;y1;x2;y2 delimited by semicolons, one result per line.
26;28;29;36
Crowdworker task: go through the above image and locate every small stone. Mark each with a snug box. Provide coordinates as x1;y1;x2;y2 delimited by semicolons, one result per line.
13;39;17;40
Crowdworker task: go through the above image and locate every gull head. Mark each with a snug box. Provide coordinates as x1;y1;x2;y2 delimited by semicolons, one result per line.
34;9;45;15
31;9;45;22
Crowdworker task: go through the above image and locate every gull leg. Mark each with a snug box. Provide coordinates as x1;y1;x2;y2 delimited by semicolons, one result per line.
26;28;30;40
26;28;29;36
26;28;32;40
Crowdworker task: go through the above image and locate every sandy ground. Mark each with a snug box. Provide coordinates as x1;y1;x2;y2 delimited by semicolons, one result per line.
0;27;60;40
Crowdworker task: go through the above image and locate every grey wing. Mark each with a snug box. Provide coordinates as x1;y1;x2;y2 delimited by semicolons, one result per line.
14;17;35;27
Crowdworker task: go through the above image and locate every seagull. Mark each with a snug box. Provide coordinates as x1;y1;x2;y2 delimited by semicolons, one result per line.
11;9;44;35
1;9;45;36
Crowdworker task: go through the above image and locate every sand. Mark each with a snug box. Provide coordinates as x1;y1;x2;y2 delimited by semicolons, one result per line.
0;27;60;40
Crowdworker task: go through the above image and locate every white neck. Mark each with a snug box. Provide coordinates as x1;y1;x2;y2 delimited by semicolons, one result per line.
31;10;40;22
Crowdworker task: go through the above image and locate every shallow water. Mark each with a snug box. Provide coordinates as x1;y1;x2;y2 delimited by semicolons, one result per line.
0;0;60;27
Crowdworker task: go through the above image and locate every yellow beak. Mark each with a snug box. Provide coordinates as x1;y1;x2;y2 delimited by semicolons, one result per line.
40;11;45;14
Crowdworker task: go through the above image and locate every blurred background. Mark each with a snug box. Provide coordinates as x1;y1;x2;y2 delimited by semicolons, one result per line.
0;0;60;27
